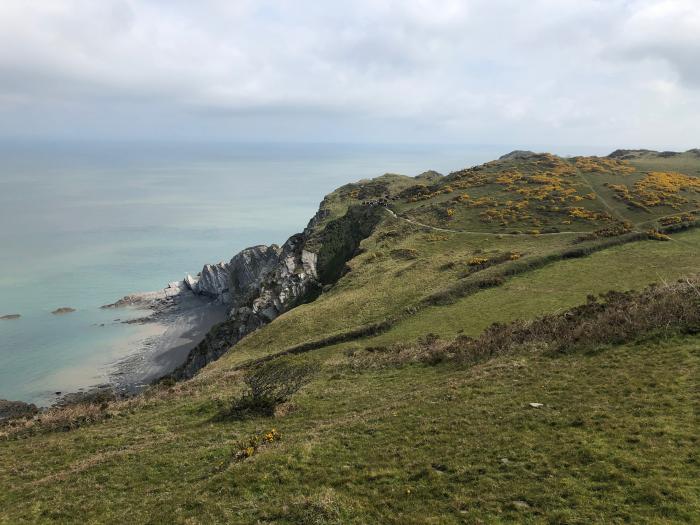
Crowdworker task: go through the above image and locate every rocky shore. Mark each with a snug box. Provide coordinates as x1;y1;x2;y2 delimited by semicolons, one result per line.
0;400;38;422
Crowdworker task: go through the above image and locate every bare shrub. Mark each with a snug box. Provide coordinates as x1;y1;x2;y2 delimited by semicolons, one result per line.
219;360;317;420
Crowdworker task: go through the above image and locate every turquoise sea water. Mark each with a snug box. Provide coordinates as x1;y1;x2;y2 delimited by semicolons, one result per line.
0;142;507;404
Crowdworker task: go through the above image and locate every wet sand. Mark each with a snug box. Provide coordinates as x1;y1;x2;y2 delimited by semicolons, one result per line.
108;294;228;394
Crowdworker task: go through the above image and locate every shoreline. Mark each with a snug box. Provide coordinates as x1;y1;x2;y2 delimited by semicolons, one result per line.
108;297;227;395
2;270;232;414
50;286;228;408
1;287;228;413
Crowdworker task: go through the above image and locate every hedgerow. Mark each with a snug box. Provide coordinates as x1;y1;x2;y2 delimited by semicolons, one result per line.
352;276;700;367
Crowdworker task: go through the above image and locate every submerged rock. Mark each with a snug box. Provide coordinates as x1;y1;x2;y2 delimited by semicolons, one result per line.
0;314;21;320
51;307;76;315
0;399;38;421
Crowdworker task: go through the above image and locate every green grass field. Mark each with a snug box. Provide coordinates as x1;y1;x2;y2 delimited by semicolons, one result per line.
1;151;698;524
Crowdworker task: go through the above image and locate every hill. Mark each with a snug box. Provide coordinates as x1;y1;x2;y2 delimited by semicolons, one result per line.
1;150;699;524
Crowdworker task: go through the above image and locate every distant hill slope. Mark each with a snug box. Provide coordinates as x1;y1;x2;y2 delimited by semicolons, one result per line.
0;150;698;524
312;150;699;236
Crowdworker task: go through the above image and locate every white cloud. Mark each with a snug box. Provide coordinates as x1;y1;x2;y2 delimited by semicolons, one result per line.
614;0;700;87
0;0;697;148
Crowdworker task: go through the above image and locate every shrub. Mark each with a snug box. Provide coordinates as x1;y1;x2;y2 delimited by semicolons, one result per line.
220;360;317;420
573;223;633;243
354;276;700;368
390;248;419;260
467;256;489;266
233;428;281;462
646;229;671;241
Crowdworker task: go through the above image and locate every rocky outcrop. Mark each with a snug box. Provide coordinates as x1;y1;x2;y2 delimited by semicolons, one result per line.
170;233;323;379
0;314;20;320
499;150;537;160
101;197;386;384
98;198;385;383
0;399;38;421
189;262;229;300
168;204;386;380
184;245;282;307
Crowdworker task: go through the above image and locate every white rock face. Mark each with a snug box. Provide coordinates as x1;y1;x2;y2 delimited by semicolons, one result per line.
184;274;199;292
196;262;230;300
171;233;323;379
301;250;318;278
228;245;281;306
165;281;187;298
183;245;284;306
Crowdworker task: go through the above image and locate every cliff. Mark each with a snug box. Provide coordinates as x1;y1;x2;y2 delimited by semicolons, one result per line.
168;203;385;379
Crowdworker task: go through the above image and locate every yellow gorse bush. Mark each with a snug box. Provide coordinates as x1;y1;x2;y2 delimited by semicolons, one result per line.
659;212;696;226
233;428;281;462
607;172;700;210
574;157;636;175
467;256;489;266
406;154;631;228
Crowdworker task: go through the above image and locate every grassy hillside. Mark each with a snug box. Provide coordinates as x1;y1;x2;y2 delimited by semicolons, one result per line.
1;151;698;524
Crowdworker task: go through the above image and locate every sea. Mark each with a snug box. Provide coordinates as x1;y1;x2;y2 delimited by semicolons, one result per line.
0;141;515;405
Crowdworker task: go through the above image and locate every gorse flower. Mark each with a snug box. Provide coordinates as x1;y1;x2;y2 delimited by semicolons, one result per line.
233;428;282;462
607;172;700;210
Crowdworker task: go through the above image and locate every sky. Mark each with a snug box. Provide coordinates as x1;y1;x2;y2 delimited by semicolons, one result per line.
0;0;698;149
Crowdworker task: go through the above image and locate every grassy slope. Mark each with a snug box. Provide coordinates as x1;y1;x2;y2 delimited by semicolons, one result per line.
1;335;698;523
367;227;700;345
1;153;699;524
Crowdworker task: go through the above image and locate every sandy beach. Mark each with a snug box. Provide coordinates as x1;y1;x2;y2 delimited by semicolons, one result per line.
107;293;228;395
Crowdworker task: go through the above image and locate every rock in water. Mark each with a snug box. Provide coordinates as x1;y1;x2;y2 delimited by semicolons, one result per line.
0;314;21;320
51;307;76;315
0;399;38;421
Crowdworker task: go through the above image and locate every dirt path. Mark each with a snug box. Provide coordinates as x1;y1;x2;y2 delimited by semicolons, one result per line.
575;169;631;225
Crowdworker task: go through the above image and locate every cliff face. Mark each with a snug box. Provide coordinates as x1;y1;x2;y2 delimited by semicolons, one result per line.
185;244;283;307
169;201;384;380
171;235;320;379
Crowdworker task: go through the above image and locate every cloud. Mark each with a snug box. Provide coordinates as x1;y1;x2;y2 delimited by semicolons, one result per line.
613;0;700;88
0;0;698;147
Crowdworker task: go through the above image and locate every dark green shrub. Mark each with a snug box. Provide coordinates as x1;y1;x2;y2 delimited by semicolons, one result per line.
220;360;317;420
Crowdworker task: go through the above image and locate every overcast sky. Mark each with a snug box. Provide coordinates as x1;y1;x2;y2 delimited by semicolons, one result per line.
0;0;698;148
